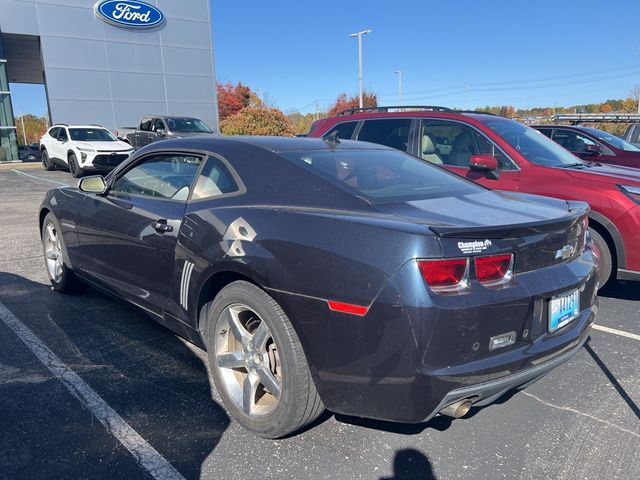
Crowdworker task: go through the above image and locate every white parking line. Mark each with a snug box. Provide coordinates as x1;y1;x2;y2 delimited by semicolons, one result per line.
592;324;640;342
0;301;186;480
11;169;72;186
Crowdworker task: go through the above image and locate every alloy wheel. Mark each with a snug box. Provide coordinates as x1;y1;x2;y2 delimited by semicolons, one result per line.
44;223;63;283
215;304;282;417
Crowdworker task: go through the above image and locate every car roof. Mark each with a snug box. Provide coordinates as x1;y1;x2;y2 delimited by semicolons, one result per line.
153;135;396;153
52;124;108;129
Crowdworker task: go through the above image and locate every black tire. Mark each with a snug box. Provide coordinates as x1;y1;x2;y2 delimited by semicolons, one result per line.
590;228;612;288
68;153;83;178
41;213;83;293
42;150;55;171
206;281;324;438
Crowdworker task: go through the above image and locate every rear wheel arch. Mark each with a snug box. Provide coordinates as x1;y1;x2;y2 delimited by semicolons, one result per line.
39;208;51;235
196;270;260;342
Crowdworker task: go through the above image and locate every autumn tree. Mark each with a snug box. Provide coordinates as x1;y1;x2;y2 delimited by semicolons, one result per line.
327;92;377;117
221;107;294;136
15;114;48;145
217;82;264;121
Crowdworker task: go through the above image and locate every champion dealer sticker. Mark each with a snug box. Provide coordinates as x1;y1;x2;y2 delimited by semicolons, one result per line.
458;239;492;254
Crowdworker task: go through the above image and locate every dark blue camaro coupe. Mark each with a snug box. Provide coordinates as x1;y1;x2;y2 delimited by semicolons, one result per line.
40;136;598;438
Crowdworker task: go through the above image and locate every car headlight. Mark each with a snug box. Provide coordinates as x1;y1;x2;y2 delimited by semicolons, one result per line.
618;185;640;204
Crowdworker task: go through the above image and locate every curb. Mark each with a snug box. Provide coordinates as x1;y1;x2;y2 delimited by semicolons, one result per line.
0;162;44;171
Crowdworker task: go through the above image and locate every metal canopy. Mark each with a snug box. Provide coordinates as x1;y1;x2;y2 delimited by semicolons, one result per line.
1;33;44;84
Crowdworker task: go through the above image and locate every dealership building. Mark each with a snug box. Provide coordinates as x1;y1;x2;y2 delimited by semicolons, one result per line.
0;0;218;161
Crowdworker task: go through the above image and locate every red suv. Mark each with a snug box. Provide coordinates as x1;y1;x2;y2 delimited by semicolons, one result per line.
308;107;640;287
533;124;640;169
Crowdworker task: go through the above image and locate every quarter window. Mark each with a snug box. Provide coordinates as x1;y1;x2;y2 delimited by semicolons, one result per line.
49;127;59;138
111;154;202;200
191;156;239;200
322;121;357;141
357;119;411;152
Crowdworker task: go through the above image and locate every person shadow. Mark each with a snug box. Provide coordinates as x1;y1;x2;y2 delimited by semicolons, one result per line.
380;449;437;480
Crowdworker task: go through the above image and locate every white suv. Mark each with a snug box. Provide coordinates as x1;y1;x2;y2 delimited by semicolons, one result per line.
40;125;134;178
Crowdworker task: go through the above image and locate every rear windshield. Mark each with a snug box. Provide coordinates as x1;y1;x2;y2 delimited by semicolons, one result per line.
69;128;116;142
281;149;483;203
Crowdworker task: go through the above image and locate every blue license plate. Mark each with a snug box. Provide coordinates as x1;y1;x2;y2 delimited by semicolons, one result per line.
549;289;580;331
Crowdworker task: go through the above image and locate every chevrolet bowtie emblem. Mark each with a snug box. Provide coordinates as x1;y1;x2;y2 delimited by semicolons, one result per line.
555;245;575;260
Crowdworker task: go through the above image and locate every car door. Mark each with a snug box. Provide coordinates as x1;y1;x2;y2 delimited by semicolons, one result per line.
74;152;204;315
551;128;611;163
420;119;520;190
148;118;166;145
135;117;152;148
54;127;70;164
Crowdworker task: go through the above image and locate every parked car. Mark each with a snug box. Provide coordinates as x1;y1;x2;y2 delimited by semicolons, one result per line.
533;124;640;168
308;107;640;287
18;143;42;162
40;124;134;178
39;136;597;438
119;115;215;150
622;123;640;148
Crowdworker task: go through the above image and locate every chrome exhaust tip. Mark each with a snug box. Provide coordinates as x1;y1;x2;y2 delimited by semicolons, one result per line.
439;399;473;419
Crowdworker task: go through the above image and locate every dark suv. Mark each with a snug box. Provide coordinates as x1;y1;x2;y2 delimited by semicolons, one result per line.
533;124;640;169
308;106;640;287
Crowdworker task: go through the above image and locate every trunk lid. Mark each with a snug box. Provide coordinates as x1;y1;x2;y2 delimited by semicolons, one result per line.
378;191;588;273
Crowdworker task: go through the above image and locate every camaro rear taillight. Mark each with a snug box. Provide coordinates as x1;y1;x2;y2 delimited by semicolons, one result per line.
474;253;513;285
418;258;469;292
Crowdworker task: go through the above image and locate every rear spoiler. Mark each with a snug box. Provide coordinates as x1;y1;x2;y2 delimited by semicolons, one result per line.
429;205;588;239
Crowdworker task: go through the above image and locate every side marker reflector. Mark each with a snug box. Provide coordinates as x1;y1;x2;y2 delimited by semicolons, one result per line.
327;300;369;316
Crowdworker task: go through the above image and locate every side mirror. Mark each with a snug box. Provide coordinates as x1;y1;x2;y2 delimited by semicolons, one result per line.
156;128;166;137
583;144;601;155
78;175;107;194
469;154;498;171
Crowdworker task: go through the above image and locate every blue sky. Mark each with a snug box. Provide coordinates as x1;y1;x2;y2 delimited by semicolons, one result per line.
10;0;640;116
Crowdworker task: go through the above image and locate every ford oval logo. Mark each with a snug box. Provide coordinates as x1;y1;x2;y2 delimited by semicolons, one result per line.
94;1;165;29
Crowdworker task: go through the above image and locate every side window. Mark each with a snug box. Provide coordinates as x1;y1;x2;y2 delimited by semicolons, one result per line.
322;121;357;140
552;129;597;153
630;126;640;144
191;156;239;200
421;120;515;169
139;118;152;132
152;118;165;132
49;127;59;139
357;119;411;152
111;154;202;200
57;128;68;141
537;128;552;138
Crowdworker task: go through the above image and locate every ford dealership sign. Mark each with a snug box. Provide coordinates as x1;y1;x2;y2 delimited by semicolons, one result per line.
94;1;165;29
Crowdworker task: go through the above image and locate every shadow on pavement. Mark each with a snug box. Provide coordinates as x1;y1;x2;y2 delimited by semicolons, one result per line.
585;341;640;421
0;272;230;480
598;280;640;301
380;448;437;480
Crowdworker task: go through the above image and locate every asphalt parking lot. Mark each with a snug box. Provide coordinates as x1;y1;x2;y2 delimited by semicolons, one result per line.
0;165;639;480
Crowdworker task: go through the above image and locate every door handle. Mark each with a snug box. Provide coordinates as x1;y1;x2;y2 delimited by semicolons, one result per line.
152;220;173;233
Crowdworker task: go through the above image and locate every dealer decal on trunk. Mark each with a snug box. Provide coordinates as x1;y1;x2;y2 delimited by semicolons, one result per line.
457;239;492;254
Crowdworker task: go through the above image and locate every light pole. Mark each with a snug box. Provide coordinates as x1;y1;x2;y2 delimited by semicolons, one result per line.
349;29;372;108
19;115;27;144
394;70;402;107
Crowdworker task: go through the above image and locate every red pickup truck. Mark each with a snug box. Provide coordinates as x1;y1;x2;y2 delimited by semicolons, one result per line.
308;107;640;287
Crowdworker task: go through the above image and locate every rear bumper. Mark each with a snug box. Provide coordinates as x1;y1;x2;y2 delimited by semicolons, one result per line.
424;329;590;422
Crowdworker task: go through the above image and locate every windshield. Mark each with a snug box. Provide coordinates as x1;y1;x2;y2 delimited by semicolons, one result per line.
165;118;212;133
480;118;583;167
69;128;116;142
580;127;640;152
281;149;484;203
